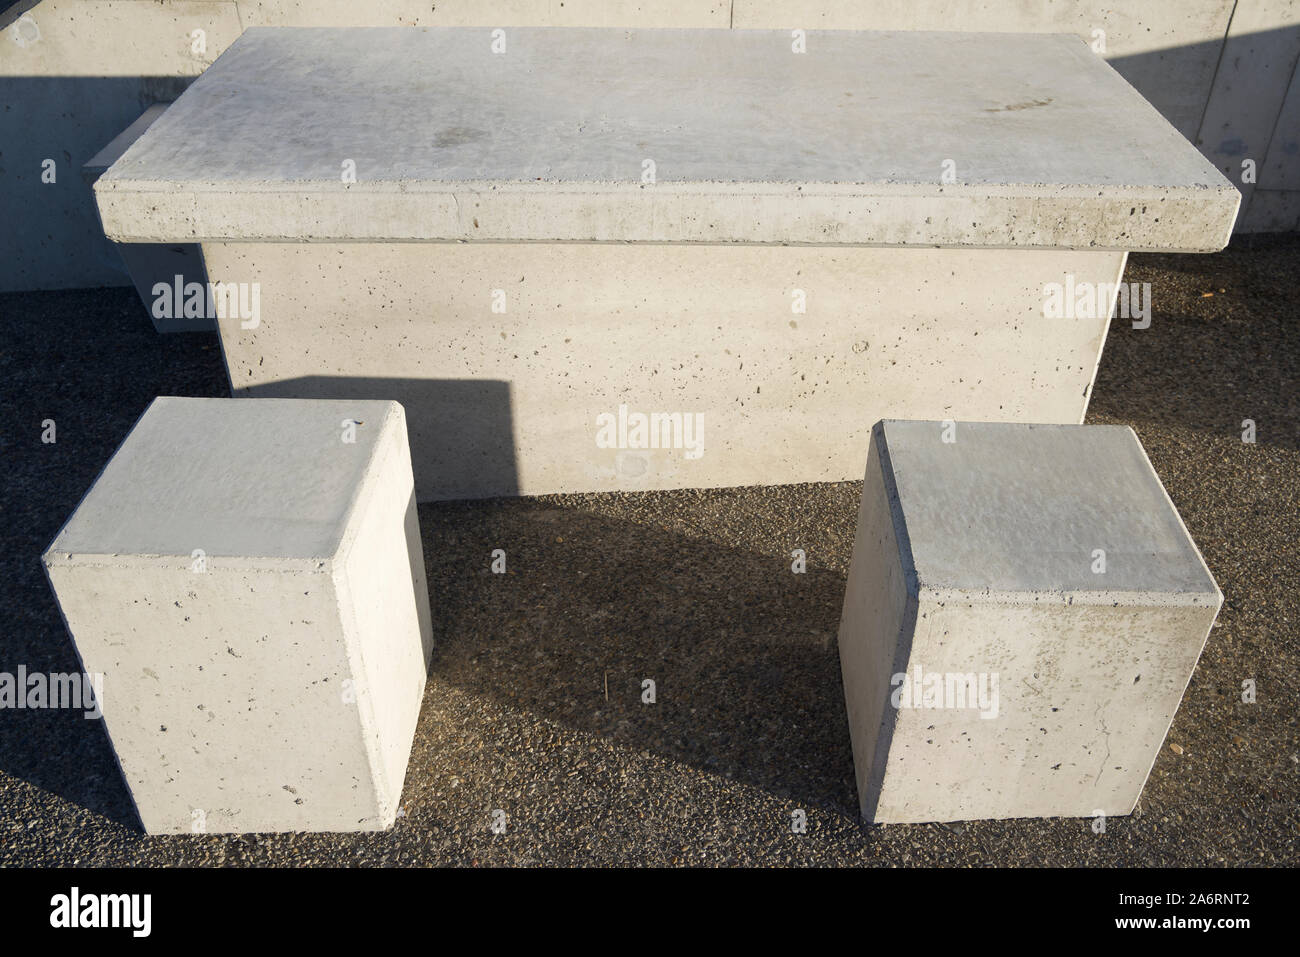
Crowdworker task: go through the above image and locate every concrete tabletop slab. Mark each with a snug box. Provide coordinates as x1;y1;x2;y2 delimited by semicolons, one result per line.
83;104;170;182
45;396;402;563
96;27;1239;251
875;420;1221;601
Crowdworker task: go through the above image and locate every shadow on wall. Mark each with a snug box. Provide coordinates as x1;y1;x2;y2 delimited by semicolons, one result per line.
242;377;520;501
0;76;194;292
1110;25;1300;235
0;0;39;32
1106;39;1234;142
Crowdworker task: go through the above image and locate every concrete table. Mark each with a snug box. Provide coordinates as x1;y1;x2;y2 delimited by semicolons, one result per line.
837;420;1222;824
43;397;434;833
94;27;1239;501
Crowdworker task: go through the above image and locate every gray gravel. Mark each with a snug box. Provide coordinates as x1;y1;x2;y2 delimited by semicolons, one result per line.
1;235;1297;866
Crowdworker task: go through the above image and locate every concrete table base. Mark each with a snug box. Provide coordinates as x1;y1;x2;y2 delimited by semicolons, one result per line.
43;397;435;834
206;241;1127;500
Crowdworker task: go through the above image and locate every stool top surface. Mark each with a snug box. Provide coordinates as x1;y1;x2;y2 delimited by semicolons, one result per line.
875;420;1221;602
96;27;1237;251
45;397;403;563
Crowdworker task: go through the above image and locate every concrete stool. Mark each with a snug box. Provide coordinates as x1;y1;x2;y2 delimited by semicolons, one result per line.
837;420;1221;824
43;397;434;834
93;27;1239;501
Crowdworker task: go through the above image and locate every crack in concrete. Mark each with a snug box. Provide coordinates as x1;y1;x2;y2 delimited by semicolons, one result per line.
1094;702;1112;787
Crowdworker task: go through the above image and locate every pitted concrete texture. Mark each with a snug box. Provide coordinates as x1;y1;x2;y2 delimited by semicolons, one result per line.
837;420;1222;824
49;396;392;559
202;242;1126;500
42;397;435;834
96;27;1239;251
880;420;1223;599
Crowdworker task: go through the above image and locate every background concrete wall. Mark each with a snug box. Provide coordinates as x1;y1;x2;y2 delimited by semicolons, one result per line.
2;0;1298;292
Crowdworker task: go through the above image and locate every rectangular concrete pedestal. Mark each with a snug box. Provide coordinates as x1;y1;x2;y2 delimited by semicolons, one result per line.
837;420;1222;824
43;397;435;834
205;241;1127;499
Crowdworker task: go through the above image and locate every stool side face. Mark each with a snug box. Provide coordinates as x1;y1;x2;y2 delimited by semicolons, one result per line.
837;432;916;821
874;595;1219;824
877;420;1221;601
331;417;433;819
46;396;401;562
43;560;388;834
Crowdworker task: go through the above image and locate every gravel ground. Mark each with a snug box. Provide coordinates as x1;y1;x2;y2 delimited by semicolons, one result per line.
1;236;1297;867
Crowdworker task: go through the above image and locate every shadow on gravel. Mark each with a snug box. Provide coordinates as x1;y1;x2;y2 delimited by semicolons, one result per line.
1095;236;1300;452
0;286;228;827
417;498;860;815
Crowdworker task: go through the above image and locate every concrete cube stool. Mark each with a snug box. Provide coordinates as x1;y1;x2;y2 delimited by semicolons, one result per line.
837;420;1221;824
43;397;434;834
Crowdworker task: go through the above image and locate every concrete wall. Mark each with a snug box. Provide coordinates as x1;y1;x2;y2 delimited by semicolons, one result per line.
3;0;1298;292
